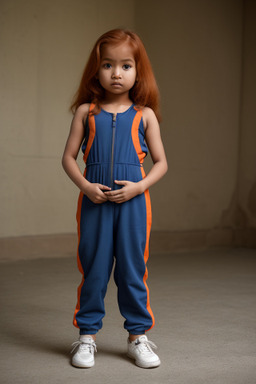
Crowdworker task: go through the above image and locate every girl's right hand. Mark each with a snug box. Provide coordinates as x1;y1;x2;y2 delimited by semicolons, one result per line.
83;183;111;204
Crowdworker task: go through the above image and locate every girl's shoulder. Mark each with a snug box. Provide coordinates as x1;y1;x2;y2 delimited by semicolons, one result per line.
74;103;91;123
141;106;156;118
141;107;158;130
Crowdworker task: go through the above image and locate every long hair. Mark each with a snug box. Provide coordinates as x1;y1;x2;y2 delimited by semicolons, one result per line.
70;29;161;121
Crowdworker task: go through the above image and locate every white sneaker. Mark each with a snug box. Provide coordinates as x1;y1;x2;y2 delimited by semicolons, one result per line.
71;336;97;368
127;335;161;368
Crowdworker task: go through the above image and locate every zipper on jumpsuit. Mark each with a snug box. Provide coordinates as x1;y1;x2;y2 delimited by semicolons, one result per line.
110;113;116;189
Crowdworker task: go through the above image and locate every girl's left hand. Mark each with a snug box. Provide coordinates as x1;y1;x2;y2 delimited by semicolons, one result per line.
104;180;142;203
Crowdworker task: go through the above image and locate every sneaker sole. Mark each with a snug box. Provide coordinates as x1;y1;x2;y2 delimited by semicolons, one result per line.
71;359;95;368
127;353;161;369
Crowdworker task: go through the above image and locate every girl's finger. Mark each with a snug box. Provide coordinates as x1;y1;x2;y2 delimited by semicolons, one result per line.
99;184;111;191
104;190;120;196
114;180;128;185
109;195;122;202
107;195;118;201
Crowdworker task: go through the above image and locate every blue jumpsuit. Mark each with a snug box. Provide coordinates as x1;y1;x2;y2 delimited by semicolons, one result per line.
74;103;155;335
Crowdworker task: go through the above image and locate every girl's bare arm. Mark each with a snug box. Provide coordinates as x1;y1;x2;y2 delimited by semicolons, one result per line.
62;104;111;203
139;107;168;191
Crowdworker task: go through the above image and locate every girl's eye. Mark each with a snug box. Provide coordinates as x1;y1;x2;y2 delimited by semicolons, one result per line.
103;63;111;69
123;64;131;70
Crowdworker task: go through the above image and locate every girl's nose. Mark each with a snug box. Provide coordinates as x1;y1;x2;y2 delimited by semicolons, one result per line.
111;68;121;79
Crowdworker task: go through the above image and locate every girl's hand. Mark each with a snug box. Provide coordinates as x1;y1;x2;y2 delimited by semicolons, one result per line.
84;183;111;204
104;180;142;203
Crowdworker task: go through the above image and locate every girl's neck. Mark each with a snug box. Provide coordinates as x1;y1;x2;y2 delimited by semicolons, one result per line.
100;94;133;114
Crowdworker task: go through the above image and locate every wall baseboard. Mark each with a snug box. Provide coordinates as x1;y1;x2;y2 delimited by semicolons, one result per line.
234;228;256;248
0;228;255;262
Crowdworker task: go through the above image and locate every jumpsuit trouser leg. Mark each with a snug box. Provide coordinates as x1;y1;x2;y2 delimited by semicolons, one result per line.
74;193;114;335
74;188;155;335
113;190;155;335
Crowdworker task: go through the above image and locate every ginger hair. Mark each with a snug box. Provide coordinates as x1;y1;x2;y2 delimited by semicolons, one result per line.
70;29;161;121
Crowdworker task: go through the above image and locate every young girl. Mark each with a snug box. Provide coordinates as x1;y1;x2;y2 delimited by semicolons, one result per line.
62;29;168;369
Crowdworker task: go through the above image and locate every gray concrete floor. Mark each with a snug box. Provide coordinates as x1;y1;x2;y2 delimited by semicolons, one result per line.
0;247;256;384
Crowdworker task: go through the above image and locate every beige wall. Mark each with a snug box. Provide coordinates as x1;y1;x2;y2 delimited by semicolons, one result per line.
0;0;135;237
237;0;256;231
136;0;243;232
0;0;255;245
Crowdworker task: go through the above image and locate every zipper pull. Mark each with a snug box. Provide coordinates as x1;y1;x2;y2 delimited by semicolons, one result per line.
113;113;116;123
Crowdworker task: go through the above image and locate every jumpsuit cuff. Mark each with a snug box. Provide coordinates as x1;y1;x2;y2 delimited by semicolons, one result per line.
80;330;98;335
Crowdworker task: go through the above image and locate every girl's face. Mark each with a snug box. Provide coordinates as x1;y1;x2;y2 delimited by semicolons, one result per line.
98;42;137;98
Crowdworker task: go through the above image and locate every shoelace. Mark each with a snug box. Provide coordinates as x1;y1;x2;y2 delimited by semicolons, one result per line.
135;340;157;355
71;340;97;354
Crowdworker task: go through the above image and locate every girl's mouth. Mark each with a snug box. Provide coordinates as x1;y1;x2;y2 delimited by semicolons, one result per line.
111;82;122;87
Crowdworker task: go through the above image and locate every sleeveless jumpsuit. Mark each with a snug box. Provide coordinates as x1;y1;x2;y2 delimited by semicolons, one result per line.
74;103;155;335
